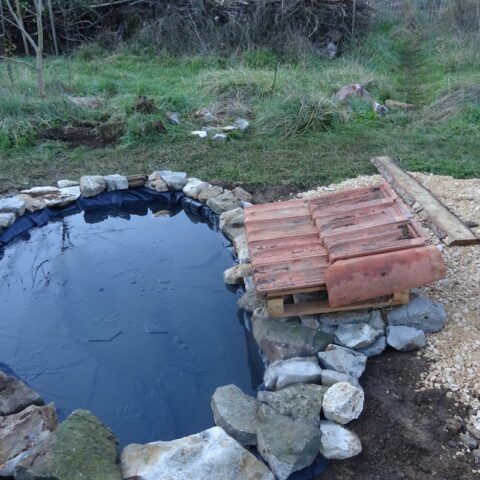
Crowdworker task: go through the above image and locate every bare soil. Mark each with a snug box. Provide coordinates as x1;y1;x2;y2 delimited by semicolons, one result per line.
321;351;477;480
39;125;120;148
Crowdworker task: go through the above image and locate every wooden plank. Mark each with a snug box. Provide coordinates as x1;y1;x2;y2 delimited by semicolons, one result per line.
371;156;479;246
268;290;409;318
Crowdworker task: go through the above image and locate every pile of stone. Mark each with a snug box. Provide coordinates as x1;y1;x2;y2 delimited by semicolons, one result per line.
191;113;250;142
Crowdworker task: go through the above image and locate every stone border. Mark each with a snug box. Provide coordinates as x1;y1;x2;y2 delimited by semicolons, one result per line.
0;171;467;480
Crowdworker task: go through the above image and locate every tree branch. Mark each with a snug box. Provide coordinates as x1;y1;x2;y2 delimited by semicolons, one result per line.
2;0;39;51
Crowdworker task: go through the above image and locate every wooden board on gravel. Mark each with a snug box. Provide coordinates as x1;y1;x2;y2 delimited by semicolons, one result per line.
371;156;479;246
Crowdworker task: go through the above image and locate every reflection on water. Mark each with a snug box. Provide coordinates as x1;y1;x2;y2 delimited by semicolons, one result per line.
0;202;263;446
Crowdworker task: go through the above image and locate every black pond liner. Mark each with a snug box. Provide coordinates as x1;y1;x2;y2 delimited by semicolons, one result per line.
0;188;328;478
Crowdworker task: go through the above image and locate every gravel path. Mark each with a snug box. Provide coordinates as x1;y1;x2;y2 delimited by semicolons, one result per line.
299;173;480;430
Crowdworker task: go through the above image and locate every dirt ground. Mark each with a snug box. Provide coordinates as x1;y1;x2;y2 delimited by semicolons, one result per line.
300;173;480;479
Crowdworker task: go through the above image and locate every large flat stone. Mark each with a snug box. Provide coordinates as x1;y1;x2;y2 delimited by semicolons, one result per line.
0;212;16;228
257;404;321;480
258;383;327;425
211;385;258;446
320;369;361;389
0;404;58;477
387;291;447;333
358;334;386;357
197;184;224;203
319;421;362;460
316;310;372;326
224;263;252;285
0;371;43;416
146;171;169;192
104;174;129;192
253;312;333;362
317;345;367;379
0;196;26;216
264;357;322;390
15;409;122;480
120;426;274;480
183;178;207;199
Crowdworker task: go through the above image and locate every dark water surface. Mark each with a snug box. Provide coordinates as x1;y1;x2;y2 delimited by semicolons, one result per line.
0;203;263;446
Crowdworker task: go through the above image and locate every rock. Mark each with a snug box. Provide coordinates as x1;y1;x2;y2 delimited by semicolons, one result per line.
317;345;367;379
146;171;169;192
386;326;427;351
234;117;250;131
45;187;81;209
222;224;245;242
191;130;208;139
80;175;106;198
385;99;416;111
323;41;338;59
0;212;16;228
17;194;46;212
182;178;207;199
358;334;386;357
0;371;43;415
158;170;188;190
258;383;327;425
316;309;372;326
15;409;122;480
319;421;362;459
197;184;224;203
472;448;480;463
212;133;229;142
322;382;364;425
256;404;321;480
224;263;252;284
468;415;480;440
368;310;385;331
233;233;250;263
244;275;255;292
0;404;58;477
104;174;129;192
334;84;373;103
252;312;333;362
460;432;479;450
167;112;181;125
207;190;242;214
234;186;253;202
120;426;274;480
320;369;361;389
21;186;59;197
0;196;26;216
334;322;382;349
238;289;264;313
57;179;79;188
211;385;258;446
264;357;322;390
219;207;244;230
387;291;447;333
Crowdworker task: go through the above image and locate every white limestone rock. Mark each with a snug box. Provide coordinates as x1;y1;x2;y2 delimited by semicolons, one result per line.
57;179;79;188
319;421;362;459
0;212;16;228
21;186;59;197
0;196;26;216
264;357;322;390
120;426;274;480
158;170;188;190
182;178;207;199
320;369;361;389
322;382;364;425
104;174;129;192
146;171;169;192
197;184;223;203
233;186;253;202
80;176;106;198
224;264;252;285
207;190;242;214
334;322;382;349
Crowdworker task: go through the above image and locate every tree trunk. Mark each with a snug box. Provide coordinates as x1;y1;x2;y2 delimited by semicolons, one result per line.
47;0;59;55
35;0;46;97
14;0;30;55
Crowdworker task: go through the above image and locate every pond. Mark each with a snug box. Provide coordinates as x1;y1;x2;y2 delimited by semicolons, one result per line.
0;198;263;446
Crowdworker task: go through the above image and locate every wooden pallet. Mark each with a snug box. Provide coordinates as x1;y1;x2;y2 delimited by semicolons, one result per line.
267;290;410;318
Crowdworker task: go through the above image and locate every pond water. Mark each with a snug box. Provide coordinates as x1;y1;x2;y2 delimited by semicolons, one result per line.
0;201;263;446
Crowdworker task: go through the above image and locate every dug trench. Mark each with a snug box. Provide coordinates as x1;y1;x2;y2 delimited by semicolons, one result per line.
321;351;476;480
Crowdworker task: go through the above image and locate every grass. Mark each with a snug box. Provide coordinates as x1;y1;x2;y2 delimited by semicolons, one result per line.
0;20;479;192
